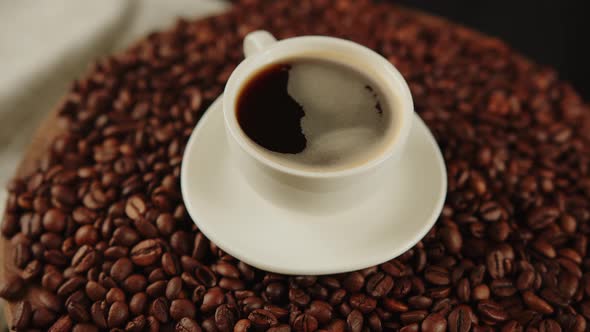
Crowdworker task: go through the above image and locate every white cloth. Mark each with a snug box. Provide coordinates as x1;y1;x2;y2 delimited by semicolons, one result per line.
0;0;228;325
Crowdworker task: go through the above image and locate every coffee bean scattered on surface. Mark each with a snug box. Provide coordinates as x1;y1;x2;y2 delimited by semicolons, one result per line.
2;0;590;331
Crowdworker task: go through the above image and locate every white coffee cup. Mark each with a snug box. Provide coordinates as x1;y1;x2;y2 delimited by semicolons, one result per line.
223;30;414;213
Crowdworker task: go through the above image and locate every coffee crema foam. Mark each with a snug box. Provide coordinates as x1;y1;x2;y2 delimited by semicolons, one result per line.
237;59;395;172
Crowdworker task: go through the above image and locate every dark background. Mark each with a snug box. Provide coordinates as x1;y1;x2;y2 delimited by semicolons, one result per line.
395;0;590;100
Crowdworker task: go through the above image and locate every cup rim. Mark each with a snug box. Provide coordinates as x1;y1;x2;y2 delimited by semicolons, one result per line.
223;35;414;179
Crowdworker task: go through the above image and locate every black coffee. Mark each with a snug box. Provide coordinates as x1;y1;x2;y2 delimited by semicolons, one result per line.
237;64;307;154
237;59;393;171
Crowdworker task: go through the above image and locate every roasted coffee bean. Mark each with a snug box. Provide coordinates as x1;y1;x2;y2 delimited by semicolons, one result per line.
0;273;24;299
381;260;407;277
13;242;31;268
43;249;68;267
427;286;451;299
456;278;470;302
557;272;578;298
516;270;535;290
391;277;412;298
162;252;181;276
72;323;99;332
292;276;315;288
490;279;517;297
38;288;63;310
249;309;278;329
171;299;197;320
149;266;170;287
112;226;140;246
501;321;523;332
2;213;19;237
146;315;160;332
448;305;472;332
289;288;311;307
268;324;291;332
32;307;57;328
71;245;98;273
349;293;377;313
67;301;90;322
472;284;490;301
338;302;352;317
365;312;381;332
192;285;207;304
219;277;245;291
171;231;193;255
469;265;486;286
110;257;133;281
166;276;183;300
131;239;162;266
39;233;64;249
411;278;426;296
201;287;225;313
408;296;432;309
325;319;347;332
134;218;159;239
477;300;508;322
265;282;287;303
400;310;428;325
306;301;333;324
263;304;289;321
399;323;419;332
343;272;365;293
540;288;569;307
193;233;210;261
201;318;218;332
12;300;32;330
528;207;560;230
124;274;148;294
126;195;147;220
90;301;108;328
523;290;554;314
215;261;240;279
43;208;66;233
421;313;446;332
539;319;562;332
108;301;129;327
177;317;202;332
130;292;148;315
383;298;408;312
106;287;126;303
346;310;363;332
65;290;86;308
99;275;117;290
293;313;318;332
104;246;128;260
366;272;394;297
214;304;236;332
329;289;347;306
181;271;202;288
486;250;506;279
150;297;170;323
194;263;217;287
125;315;147;332
74;225;99;246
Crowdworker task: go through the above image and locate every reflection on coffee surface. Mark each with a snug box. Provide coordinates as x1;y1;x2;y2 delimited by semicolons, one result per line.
237;59;393;171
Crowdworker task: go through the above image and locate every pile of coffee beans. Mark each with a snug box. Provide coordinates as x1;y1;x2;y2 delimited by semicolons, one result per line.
2;0;590;331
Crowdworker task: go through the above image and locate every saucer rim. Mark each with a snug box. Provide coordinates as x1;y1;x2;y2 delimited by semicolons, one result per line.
181;96;447;275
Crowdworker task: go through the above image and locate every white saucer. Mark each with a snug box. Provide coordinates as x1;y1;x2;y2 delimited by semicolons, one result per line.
181;97;447;275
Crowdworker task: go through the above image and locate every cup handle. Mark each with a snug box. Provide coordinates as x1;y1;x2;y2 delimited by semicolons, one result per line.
243;30;277;58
